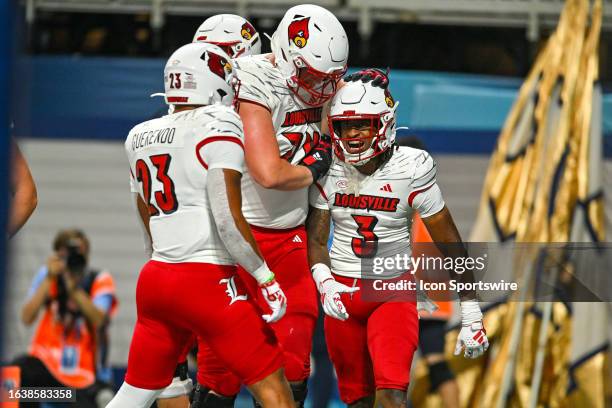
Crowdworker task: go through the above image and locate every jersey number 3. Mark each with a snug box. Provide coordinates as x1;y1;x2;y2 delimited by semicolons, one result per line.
135;154;178;216
351;215;379;258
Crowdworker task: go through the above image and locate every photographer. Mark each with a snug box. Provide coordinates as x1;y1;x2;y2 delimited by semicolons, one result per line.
15;229;117;407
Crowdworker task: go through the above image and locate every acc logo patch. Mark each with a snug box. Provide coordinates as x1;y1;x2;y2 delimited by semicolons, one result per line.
241;21;256;40
288;17;310;48
337;179;348;189
204;51;232;80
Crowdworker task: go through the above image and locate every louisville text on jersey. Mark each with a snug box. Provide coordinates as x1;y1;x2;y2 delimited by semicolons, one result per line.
281;107;322;127
131;127;176;151
333;193;400;212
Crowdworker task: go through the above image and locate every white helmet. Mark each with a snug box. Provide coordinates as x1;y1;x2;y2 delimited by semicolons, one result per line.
328;80;398;165
270;4;348;106
163;42;237;107
193;14;261;58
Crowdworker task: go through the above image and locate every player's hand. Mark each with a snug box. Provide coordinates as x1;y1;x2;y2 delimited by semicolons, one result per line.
260;278;287;323
318;277;359;321
344;68;390;89
301;134;332;182
454;321;489;359
312;263;359;320
455;299;489;359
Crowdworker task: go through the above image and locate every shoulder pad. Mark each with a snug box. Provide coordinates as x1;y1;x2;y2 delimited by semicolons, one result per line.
198;105;244;141
411;150;437;189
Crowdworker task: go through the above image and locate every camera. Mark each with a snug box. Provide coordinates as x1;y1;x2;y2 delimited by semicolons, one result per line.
65;240;86;275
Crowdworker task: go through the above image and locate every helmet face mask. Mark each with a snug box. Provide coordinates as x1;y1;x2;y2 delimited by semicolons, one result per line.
271;5;349;107
290;57;346;106
328;82;398;166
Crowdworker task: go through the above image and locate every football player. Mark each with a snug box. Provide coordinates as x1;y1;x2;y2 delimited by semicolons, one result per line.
194;4;349;407
156;14;264;408
306;70;489;407
107;42;293;408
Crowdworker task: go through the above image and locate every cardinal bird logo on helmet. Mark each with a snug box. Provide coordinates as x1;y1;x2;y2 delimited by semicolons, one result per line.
288;17;310;48
206;51;232;80
384;88;395;108
241;21;256;40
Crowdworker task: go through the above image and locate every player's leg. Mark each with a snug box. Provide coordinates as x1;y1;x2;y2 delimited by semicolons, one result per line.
246;367;295;408
157;335;196;408
324;299;376;406
108;261;196;407
156;361;192;408
367;301;419;408
194;339;241;407
419;319;459;408
190;269;293;408
261;226;318;406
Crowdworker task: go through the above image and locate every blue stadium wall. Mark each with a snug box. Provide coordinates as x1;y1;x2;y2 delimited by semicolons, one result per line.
13;56;612;155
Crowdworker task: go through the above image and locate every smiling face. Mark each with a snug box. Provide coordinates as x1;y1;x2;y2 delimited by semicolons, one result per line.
335;118;377;155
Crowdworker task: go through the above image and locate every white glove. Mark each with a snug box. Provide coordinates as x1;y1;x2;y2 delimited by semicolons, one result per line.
253;263;287;323
260;279;287;323
454;300;489;359
312;263;359;321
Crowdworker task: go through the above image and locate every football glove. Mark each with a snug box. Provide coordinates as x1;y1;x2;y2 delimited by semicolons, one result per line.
312;263;359;321
302;133;333;182
252;263;287;323
260;277;287;323
344;68;390;89
454;299;489;359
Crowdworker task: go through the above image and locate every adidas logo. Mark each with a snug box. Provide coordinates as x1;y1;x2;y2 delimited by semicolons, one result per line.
292;235;302;243
313;152;322;161
380;184;393;192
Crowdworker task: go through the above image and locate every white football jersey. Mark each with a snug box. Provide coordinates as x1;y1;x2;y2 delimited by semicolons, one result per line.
125;105;244;264
310;147;445;278
234;54;324;229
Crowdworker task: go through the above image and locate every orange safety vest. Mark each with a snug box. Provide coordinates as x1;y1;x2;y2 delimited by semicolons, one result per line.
411;213;454;320
28;271;117;389
0;366;20;408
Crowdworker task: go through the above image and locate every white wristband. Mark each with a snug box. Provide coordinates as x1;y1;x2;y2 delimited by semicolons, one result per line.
311;263;333;287
252;262;274;285
460;299;483;326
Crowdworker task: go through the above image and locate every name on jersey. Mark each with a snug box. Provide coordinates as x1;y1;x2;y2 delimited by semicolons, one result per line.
281;107;322;127
131;127;177;151
333;193;400;212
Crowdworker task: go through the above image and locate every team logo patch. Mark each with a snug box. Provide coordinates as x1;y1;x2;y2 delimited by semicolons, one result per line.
241;21;256;40
219;276;248;305
384;88;395;108
288;17;310;48
204;51;232;80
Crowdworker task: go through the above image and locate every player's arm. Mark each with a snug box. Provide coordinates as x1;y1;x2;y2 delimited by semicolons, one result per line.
240;102;330;190
202;137;286;323
134;192;153;258
8;141;37;237
421;207;477;301
306;192;358;321
413;152;488;359
306;206;332;267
